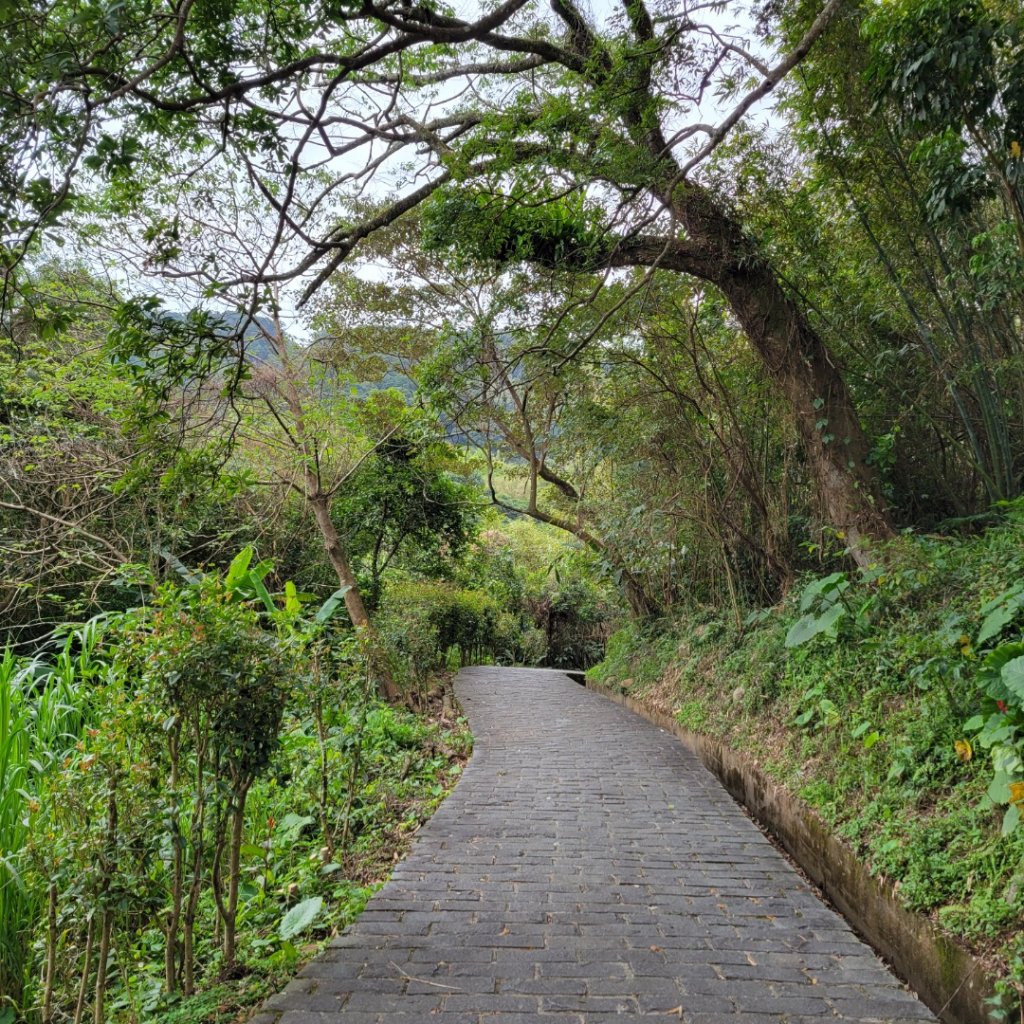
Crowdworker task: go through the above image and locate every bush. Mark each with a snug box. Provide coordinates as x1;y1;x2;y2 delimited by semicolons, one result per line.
377;580;506;682
456;518;622;668
4;566;472;1022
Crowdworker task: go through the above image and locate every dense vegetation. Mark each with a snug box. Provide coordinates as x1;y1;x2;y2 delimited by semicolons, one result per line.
2;0;1023;1018
0;579;470;1024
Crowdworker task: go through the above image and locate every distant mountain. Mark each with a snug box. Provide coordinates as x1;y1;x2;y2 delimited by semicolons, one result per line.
162;308;422;403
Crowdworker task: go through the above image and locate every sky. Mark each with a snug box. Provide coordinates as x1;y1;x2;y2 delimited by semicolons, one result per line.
62;0;783;345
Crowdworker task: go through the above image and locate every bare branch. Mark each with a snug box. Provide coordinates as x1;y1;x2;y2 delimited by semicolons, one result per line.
678;0;843;176
0;499;129;562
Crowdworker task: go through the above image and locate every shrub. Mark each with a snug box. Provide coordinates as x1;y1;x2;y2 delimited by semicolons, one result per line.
377;580;505;681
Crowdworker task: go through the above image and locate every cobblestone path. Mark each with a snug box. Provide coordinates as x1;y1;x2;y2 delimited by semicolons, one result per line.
256;667;937;1023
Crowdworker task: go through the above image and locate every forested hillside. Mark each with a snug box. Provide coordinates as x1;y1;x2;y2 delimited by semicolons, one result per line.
1;0;1023;1019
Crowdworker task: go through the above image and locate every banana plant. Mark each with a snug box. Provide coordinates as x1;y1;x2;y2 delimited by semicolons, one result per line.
225;547;351;628
224;546;277;614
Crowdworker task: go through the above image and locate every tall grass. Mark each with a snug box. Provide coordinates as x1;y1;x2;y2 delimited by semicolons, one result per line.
0;625;102;1017
0;648;32;1011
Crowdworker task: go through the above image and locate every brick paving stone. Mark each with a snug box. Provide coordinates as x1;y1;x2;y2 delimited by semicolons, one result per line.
256;667;937;1022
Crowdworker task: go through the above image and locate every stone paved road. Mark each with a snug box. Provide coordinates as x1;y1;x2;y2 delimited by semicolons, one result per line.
256;667;937;1023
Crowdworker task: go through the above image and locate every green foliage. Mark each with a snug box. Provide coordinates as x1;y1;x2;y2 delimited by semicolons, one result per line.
0;265;250;647
864;0;1022;136
121;573;289;783
422;186;608;270
770;0;1024;515
588;618;681;693
108;298;245;400
0;623;104;1009
223;545;279;615
785;572;851;648
1;564;470;1022
377;579;508;680
278;897;323;941
864;0;1024;262
333;434;481;606
978;582;1024;645
456;518;620;669
957;520;1024;837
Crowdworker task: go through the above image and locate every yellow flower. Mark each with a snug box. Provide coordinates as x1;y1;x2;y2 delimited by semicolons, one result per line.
1010;781;1024;808
1011;140;1022;159
954;739;973;763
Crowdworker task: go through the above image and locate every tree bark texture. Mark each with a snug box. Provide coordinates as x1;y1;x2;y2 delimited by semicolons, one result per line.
648;181;896;561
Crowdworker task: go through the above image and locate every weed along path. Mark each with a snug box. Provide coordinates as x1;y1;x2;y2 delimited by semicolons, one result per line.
255;668;937;1023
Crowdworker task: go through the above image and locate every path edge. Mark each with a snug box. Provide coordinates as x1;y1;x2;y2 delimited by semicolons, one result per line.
584;678;1015;1024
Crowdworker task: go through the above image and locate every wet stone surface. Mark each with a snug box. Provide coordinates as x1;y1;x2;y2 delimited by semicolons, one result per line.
253;667;937;1023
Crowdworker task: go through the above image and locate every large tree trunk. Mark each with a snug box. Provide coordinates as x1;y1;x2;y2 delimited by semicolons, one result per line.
716;260;893;559
670;188;895;563
621;573;662;619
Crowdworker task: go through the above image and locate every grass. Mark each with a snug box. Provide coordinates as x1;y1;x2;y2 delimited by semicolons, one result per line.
137;975;287;1024
0;649;32;1009
0;629;100;1015
589;504;1024;999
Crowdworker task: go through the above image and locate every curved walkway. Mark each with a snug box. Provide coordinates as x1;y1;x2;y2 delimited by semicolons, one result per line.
256;667;937;1023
